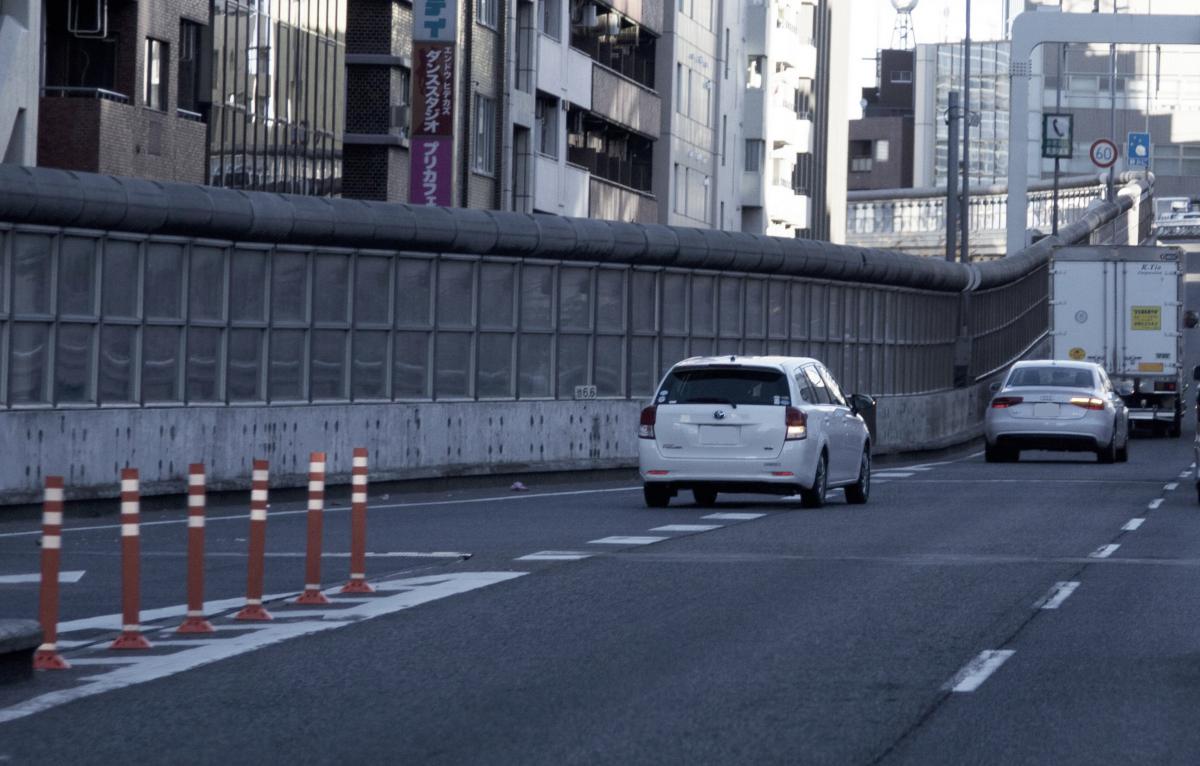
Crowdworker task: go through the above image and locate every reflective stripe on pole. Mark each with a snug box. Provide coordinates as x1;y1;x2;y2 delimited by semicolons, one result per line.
177;464;214;633
296;452;330;605
34;476;70;670
341;448;375;594
235;460;273;621
110;468;152;649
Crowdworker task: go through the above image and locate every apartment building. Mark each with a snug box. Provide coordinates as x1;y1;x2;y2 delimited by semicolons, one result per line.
737;0;846;241
0;0;40;165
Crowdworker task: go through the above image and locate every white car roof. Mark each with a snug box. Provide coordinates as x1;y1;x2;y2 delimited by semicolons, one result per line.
669;355;822;372
1010;359;1102;371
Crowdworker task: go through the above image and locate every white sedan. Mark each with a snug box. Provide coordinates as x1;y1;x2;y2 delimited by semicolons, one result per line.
638;356;873;508
984;360;1130;463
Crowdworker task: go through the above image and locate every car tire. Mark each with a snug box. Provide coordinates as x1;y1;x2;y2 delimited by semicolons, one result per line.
844;450;870;505
800;453;828;509
1116;436;1129;463
644;484;671;508
692;488;718;507
985;443;1014;463
1097;437;1117;464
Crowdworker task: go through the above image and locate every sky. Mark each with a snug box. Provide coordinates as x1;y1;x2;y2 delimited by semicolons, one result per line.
847;0;1010;119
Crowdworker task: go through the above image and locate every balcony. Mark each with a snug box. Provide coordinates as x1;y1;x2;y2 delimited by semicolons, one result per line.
767;102;811;153
534;154;590;217
590;65;660;137
589;175;657;223
766;185;809;230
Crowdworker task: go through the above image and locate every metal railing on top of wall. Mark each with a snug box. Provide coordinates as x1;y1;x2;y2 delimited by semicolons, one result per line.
0;166;1151;412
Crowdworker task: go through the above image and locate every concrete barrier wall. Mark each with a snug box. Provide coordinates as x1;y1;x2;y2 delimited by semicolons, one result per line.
0;361;1033;504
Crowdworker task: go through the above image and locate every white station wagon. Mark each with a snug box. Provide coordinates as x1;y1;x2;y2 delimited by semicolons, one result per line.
638;356;874;508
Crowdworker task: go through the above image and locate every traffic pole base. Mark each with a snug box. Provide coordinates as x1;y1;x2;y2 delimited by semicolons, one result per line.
295;589;331;605
33;650;71;671
340;579;375;594
176;616;216;634
234;604;273;621
109;632;152;650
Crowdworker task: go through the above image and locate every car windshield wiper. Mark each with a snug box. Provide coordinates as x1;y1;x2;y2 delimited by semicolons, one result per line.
679;397;739;408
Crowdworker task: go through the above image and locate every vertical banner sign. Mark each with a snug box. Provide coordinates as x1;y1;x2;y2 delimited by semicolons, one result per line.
410;0;459;206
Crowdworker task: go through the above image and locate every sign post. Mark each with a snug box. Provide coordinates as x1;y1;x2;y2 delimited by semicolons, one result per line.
410;0;459;207
1041;113;1073;236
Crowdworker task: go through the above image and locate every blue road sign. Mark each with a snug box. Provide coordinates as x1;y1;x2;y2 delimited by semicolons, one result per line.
1127;132;1151;168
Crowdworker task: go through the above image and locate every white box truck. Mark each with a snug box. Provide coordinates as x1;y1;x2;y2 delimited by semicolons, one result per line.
1050;245;1186;436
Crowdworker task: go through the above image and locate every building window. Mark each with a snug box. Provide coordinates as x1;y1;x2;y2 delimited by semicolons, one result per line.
569;2;657;89
474;94;497;175
747;56;764;89
745;140;764;173
676;63;685;114
673;163;685;214
890;70;913;84
178;21;204;117
539;0;561;39
144;38;168;111
536;95;559;158
875;140;890;162
721;115;727;166
723;29;730;79
478;0;499;29
395;67;412;138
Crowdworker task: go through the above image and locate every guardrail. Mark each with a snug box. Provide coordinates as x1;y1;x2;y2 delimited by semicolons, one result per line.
0;165;1152;501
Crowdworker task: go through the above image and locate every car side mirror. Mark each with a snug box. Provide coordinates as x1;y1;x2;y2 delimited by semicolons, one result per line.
989;381;1002;394
848;393;875;415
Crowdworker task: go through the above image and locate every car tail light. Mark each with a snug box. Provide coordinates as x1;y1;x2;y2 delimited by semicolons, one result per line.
638;406;656;439
990;396;1023;408
1154;381;1177;392
1069;396;1106;410
785;407;807;440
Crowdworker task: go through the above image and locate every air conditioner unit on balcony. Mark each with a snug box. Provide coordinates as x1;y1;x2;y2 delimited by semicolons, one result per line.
573;4;598;31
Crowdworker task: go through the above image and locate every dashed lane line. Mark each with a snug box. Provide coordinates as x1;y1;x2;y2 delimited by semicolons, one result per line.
873;471;916;479
944;650;1015;693
649;524;724;533
1036;581;1080;610
588;536;668;545
1090;544;1121;559
1165;483;1179;491
703;512;767;521
1123;518;1146;531
1148;499;1164;510
515;551;593;561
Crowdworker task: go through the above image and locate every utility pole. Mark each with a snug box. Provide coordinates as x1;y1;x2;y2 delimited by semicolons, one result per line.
1052;43;1065;236
960;0;972;263
946;91;960;263
1107;0;1117;201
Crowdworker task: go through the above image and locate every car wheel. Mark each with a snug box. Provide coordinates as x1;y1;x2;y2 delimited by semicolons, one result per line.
692;488;718;507
643;484;671;508
1169;416;1182;438
985;443;1015;463
1116;436;1129;463
800;453;828;509
1097;437;1117;464
845;449;870;505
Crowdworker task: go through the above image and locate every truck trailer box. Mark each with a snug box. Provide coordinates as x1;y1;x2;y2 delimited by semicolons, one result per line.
1049;245;1185;436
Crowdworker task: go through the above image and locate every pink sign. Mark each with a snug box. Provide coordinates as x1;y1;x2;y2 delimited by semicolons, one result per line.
409;137;453;207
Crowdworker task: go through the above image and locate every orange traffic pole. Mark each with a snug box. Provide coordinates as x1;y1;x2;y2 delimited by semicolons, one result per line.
33;476;70;670
296;452;330;605
342;448;374;594
177;464;214;633
110;468;152;649
235;460;273;621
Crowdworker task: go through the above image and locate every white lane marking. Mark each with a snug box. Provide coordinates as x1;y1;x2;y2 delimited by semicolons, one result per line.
1090;544;1121;559
515;551;594;561
588;536;668;545
945;650;1016;692
57;593;289;635
1187;273;1200;283
0;572;523;725
192;551;470;560
872;471;916;479
703;513;766;520
1148;499;1164;510
649;524;724;533
1123;518;1146;531
1180;471;1192;479
1036;581;1080;610
0;486;644;540
1165;483;1179;491
63;658;142;666
0;570;86;585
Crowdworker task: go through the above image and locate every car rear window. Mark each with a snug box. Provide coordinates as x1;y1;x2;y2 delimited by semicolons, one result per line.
656;367;791;406
1007;367;1095;388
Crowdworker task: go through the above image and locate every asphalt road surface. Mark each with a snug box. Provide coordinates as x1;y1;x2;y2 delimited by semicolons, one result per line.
0;245;1199;764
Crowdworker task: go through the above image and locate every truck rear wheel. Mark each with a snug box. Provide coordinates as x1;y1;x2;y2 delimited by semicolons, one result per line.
1168;415;1182;438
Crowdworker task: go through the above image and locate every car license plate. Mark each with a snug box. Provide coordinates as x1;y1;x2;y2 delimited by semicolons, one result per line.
1033;403;1059;418
698;425;740;446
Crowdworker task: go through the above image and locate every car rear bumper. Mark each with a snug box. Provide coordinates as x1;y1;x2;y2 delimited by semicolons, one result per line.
985;413;1113;452
637;439;819;490
990;433;1103;452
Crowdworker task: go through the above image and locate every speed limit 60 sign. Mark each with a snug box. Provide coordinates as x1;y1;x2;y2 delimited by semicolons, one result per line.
1090;139;1118;168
